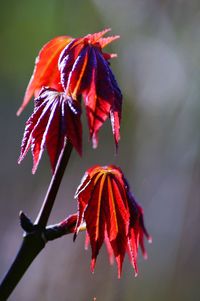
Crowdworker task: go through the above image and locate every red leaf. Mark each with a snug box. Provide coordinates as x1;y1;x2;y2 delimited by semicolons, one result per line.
84;28;120;48
58;29;122;149
17;36;72;116
74;165;150;278
18;87;82;173
125;178;152;276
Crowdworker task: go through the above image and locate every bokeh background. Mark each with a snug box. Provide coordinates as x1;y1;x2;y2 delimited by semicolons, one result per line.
0;0;200;300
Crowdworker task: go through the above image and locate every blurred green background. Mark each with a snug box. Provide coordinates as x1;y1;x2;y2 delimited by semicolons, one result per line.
0;0;200;300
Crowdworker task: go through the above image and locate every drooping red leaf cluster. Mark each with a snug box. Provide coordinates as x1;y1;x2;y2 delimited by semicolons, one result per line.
58;28;122;148
74;165;151;278
18;87;81;173
18;30;122;172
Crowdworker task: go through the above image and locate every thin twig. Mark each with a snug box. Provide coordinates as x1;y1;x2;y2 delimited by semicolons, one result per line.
35;141;73;227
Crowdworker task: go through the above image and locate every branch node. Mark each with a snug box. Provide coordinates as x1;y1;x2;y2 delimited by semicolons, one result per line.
19;211;35;233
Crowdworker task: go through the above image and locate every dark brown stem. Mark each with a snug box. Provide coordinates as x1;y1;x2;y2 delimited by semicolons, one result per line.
0;213;77;301
35;141;73;227
0;142;73;300
0;230;45;301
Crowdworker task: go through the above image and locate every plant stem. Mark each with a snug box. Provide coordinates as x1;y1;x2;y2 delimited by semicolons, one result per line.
0;141;73;300
35;141;73;227
0;231;45;301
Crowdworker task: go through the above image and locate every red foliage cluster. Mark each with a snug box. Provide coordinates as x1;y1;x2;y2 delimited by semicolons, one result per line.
74;165;151;278
18;87;82;173
58;28;122;148
18;29;122;173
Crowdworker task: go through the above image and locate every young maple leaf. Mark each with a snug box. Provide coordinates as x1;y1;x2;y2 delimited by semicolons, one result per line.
17;36;72;116
58;28;122;149
18;87;82;173
74;165;151;278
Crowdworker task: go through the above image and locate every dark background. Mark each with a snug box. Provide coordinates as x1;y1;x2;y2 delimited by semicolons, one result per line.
0;0;200;300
